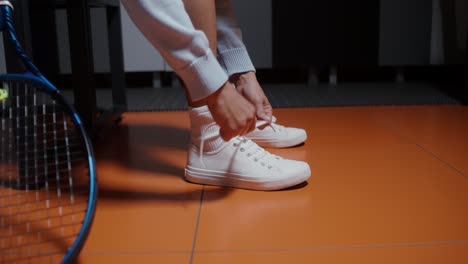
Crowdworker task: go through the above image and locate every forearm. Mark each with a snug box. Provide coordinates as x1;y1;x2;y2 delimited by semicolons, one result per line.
121;0;228;101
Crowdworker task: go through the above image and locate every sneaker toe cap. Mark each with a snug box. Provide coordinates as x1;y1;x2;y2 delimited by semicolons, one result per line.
287;127;307;144
280;159;311;180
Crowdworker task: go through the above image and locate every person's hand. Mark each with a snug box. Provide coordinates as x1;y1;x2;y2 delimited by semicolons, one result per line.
231;71;273;122
206;81;256;141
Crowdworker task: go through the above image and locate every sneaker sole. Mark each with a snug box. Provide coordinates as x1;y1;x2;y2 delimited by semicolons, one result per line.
184;165;311;191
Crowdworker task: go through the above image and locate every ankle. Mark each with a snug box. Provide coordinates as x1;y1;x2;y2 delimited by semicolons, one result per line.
189;106;225;152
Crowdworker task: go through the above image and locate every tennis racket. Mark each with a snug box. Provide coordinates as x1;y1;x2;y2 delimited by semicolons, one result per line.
0;1;98;263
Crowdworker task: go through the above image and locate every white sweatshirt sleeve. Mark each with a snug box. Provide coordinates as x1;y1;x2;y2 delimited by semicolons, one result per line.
215;0;256;76
121;0;228;101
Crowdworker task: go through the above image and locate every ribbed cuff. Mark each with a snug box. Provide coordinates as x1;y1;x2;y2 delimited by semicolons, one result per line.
177;50;229;102
189;105;210;116
218;47;256;76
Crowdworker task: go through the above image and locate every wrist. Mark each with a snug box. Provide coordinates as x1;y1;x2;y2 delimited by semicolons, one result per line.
192;82;225;108
229;71;256;85
206;81;232;107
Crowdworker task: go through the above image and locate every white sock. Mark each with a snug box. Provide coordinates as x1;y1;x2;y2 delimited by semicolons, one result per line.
189;105;226;152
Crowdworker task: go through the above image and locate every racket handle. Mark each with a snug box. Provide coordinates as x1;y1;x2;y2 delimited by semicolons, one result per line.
0;1;13;10
0;1;13;31
0;1;43;77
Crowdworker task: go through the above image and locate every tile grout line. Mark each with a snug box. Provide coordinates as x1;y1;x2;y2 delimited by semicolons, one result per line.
81;250;190;255
372;117;467;180
414;143;468;180
189;185;205;264
193;239;468;255
79;239;468;256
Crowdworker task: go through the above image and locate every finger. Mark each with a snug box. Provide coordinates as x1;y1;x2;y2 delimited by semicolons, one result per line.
265;109;273;122
247;115;257;134
255;103;272;122
256;111;271;123
236;115;251;136
238;122;249;136
263;100;273;121
246;113;258;134
256;109;272;130
220;128;234;141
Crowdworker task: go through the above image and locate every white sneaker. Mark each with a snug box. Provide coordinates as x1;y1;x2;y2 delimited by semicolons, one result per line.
186;106;311;191
185;136;311;191
245;117;307;148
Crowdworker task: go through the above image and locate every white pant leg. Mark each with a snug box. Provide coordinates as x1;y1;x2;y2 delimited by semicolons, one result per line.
121;0;228;101
215;0;255;76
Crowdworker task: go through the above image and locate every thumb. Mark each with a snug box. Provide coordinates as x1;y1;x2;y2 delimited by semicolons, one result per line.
255;104;272;122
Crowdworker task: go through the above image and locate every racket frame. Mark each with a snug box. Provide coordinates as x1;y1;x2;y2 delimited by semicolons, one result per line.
0;2;98;263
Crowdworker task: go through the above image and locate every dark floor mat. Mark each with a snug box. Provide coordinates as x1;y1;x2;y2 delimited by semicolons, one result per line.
263;83;460;108
63;83;461;112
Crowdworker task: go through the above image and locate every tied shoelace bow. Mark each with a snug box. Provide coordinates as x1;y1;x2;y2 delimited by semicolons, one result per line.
199;122;280;168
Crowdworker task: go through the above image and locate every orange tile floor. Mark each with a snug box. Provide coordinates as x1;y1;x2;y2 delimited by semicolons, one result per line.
79;105;468;264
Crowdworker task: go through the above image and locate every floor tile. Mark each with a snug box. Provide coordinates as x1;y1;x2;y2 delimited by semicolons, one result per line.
369;105;468;175
193;242;468;264
79;252;190;264
64;107;468;262
195;107;468;251
82;111;203;253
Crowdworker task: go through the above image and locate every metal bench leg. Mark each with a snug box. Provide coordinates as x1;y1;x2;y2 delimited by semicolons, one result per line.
106;5;127;112
464;30;468;104
66;0;97;132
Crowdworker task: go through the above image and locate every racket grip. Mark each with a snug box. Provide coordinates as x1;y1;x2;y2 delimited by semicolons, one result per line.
0;1;14;10
0;1;12;30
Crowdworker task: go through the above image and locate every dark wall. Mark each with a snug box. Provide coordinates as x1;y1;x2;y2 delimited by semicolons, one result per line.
272;0;443;67
465;30;468;103
379;0;432;65
272;0;380;67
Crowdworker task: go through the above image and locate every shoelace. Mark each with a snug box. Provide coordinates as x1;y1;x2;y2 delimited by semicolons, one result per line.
199;122;280;168
256;116;284;132
232;136;279;169
269;122;285;133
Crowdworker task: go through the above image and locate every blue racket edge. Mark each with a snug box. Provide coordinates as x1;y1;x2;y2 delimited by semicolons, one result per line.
0;73;99;264
0;2;98;263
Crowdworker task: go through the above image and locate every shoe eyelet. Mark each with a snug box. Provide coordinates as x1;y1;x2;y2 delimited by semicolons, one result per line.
268;165;272;169
240;148;245;152
233;143;238;147
247;153;251;157
254;158;258;162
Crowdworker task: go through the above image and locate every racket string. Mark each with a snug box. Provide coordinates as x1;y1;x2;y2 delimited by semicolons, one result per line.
0;80;91;261
0;204;88;236
0;188;89;209
61;110;78;236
